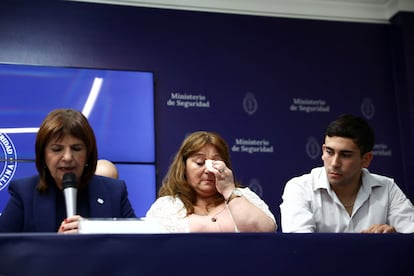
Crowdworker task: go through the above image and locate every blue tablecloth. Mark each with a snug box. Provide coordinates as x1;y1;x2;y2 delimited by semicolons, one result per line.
0;233;412;276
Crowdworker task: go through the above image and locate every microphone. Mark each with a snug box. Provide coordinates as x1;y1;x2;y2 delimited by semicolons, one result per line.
62;173;77;218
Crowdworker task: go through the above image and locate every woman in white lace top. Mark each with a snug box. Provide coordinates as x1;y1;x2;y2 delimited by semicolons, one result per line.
146;131;276;233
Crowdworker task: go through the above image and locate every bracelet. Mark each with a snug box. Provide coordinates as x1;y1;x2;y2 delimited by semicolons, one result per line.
225;189;242;204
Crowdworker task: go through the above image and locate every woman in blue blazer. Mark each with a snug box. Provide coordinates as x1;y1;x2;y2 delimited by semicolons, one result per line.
0;109;136;233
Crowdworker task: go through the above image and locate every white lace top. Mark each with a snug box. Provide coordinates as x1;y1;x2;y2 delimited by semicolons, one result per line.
145;187;275;233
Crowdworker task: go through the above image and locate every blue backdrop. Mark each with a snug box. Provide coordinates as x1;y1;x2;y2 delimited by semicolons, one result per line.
0;1;413;229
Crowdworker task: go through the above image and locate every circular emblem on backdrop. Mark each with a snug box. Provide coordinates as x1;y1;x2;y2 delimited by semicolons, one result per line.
248;178;263;197
306;136;320;160
0;133;18;192
242;92;258;115
361;98;375;120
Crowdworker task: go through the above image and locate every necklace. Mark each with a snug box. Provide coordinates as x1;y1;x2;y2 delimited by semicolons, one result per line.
210;205;227;222
337;177;361;209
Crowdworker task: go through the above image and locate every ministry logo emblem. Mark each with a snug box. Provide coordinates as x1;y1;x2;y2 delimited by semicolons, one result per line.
306;136;320;160
0;133;18;191
243;92;258;115
361;98;375;120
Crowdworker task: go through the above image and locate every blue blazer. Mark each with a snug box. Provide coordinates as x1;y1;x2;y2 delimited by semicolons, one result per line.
0;175;136;232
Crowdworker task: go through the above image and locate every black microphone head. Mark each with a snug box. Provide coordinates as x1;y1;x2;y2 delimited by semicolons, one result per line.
62;172;77;189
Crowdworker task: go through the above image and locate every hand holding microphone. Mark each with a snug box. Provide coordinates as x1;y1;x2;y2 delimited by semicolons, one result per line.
58;215;82;234
59;173;80;233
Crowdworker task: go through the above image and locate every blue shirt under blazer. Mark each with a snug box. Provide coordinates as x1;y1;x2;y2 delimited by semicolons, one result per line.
0;175;136;232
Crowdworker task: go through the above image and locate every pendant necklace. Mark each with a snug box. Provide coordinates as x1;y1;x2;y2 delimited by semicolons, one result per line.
210;205;227;222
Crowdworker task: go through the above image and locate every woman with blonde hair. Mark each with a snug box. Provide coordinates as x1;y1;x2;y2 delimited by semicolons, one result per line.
146;131;276;233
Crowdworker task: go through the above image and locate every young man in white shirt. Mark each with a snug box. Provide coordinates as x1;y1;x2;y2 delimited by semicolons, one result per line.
280;114;414;233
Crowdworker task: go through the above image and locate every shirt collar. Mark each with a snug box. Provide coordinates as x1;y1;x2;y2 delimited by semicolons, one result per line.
314;167;330;191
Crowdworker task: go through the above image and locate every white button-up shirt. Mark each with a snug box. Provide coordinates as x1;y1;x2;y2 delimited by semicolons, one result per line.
280;167;414;233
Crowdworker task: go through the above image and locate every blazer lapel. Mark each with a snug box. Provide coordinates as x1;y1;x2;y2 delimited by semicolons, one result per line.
34;187;57;232
88;179;112;218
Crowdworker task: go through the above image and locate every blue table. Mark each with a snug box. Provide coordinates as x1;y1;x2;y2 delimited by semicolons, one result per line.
0;233;412;276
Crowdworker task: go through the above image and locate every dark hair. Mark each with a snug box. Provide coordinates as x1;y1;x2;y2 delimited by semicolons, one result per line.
325;114;375;156
159;131;241;215
35;109;98;192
